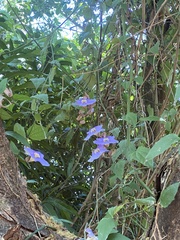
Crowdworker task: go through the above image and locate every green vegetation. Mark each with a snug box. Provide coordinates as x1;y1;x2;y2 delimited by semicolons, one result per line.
0;0;179;239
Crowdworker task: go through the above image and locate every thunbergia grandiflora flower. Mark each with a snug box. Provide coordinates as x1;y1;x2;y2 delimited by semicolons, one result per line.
74;96;96;107
73;95;96;124
85;228;98;240
86;128;118;162
93;136;118;145
84;125;105;141
73;95;118;162
24;146;50;166
87;145;109;162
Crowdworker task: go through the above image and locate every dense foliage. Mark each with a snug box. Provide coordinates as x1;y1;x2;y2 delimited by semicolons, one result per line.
0;0;179;239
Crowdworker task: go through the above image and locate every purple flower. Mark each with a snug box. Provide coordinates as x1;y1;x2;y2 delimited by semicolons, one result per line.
85;228;98;239
74;97;96;107
24;146;50;167
86;228;95;237
93;136;118;145
88;145;109;162
84;125;105;141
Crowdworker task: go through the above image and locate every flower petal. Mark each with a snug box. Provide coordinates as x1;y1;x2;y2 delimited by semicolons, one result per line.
93;136;118;145
85;228;95;237
84;125;105;141
88;145;109;162
24;146;50;167
74;97;96;107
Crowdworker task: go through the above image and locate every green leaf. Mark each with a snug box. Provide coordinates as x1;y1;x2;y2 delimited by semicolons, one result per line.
83;6;92;20
146;134;180;161
122;112;137;127
83;73;96;89
31;94;49;104
34;113;42;122
174;84;180;103
0;109;12;120
48;67;56;85
13;94;31;101
112;142;125;161
14;123;26;138
39;104;52;112
0;78;7;94
98;217;117;240
30;78;46;89
65;128;74;145
107;205;124;217
42;197;77;220
27;123;47;140
110;127;120;138
10;141;20;155
134;146;153;168
147;105;154;116
73;75;84;83
140;116;160;122
79;31;92;44
159;183;180;208
134;76;143;85
149;41;160;54
16;28;27;41
5;131;30;146
54;111;68;122
0;39;7;49
67;160;74;176
111;160;126;180
112;140;136;162
0;22;11;31
135;197;155;205
108;233;130;240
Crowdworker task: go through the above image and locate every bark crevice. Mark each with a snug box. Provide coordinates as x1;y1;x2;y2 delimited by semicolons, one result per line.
0;119;76;240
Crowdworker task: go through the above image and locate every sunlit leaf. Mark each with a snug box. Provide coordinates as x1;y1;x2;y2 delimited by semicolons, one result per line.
135;197;155;205
48;67;56;85
39;104;52;112
110;127;120;138
149;41;160;54
122;112;137;127
0;109;12;120
108;205;124;217
30;78;46;89
159;183;180;208
31;94;49;104
111;160;126;180
146;134;180;161
134;146;153;168
0;78;7;94
98;217;117;240
140;116;160;122
14;123;26;138
174;84;180;103
135;76;143;85
13;94;31;101
27;123;47;140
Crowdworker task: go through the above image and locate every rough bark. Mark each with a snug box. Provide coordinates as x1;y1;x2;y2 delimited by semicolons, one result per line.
0;119;77;240
148;147;180;240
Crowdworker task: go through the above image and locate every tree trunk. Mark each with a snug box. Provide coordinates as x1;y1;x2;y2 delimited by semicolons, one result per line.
148;147;180;240
0;119;77;240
